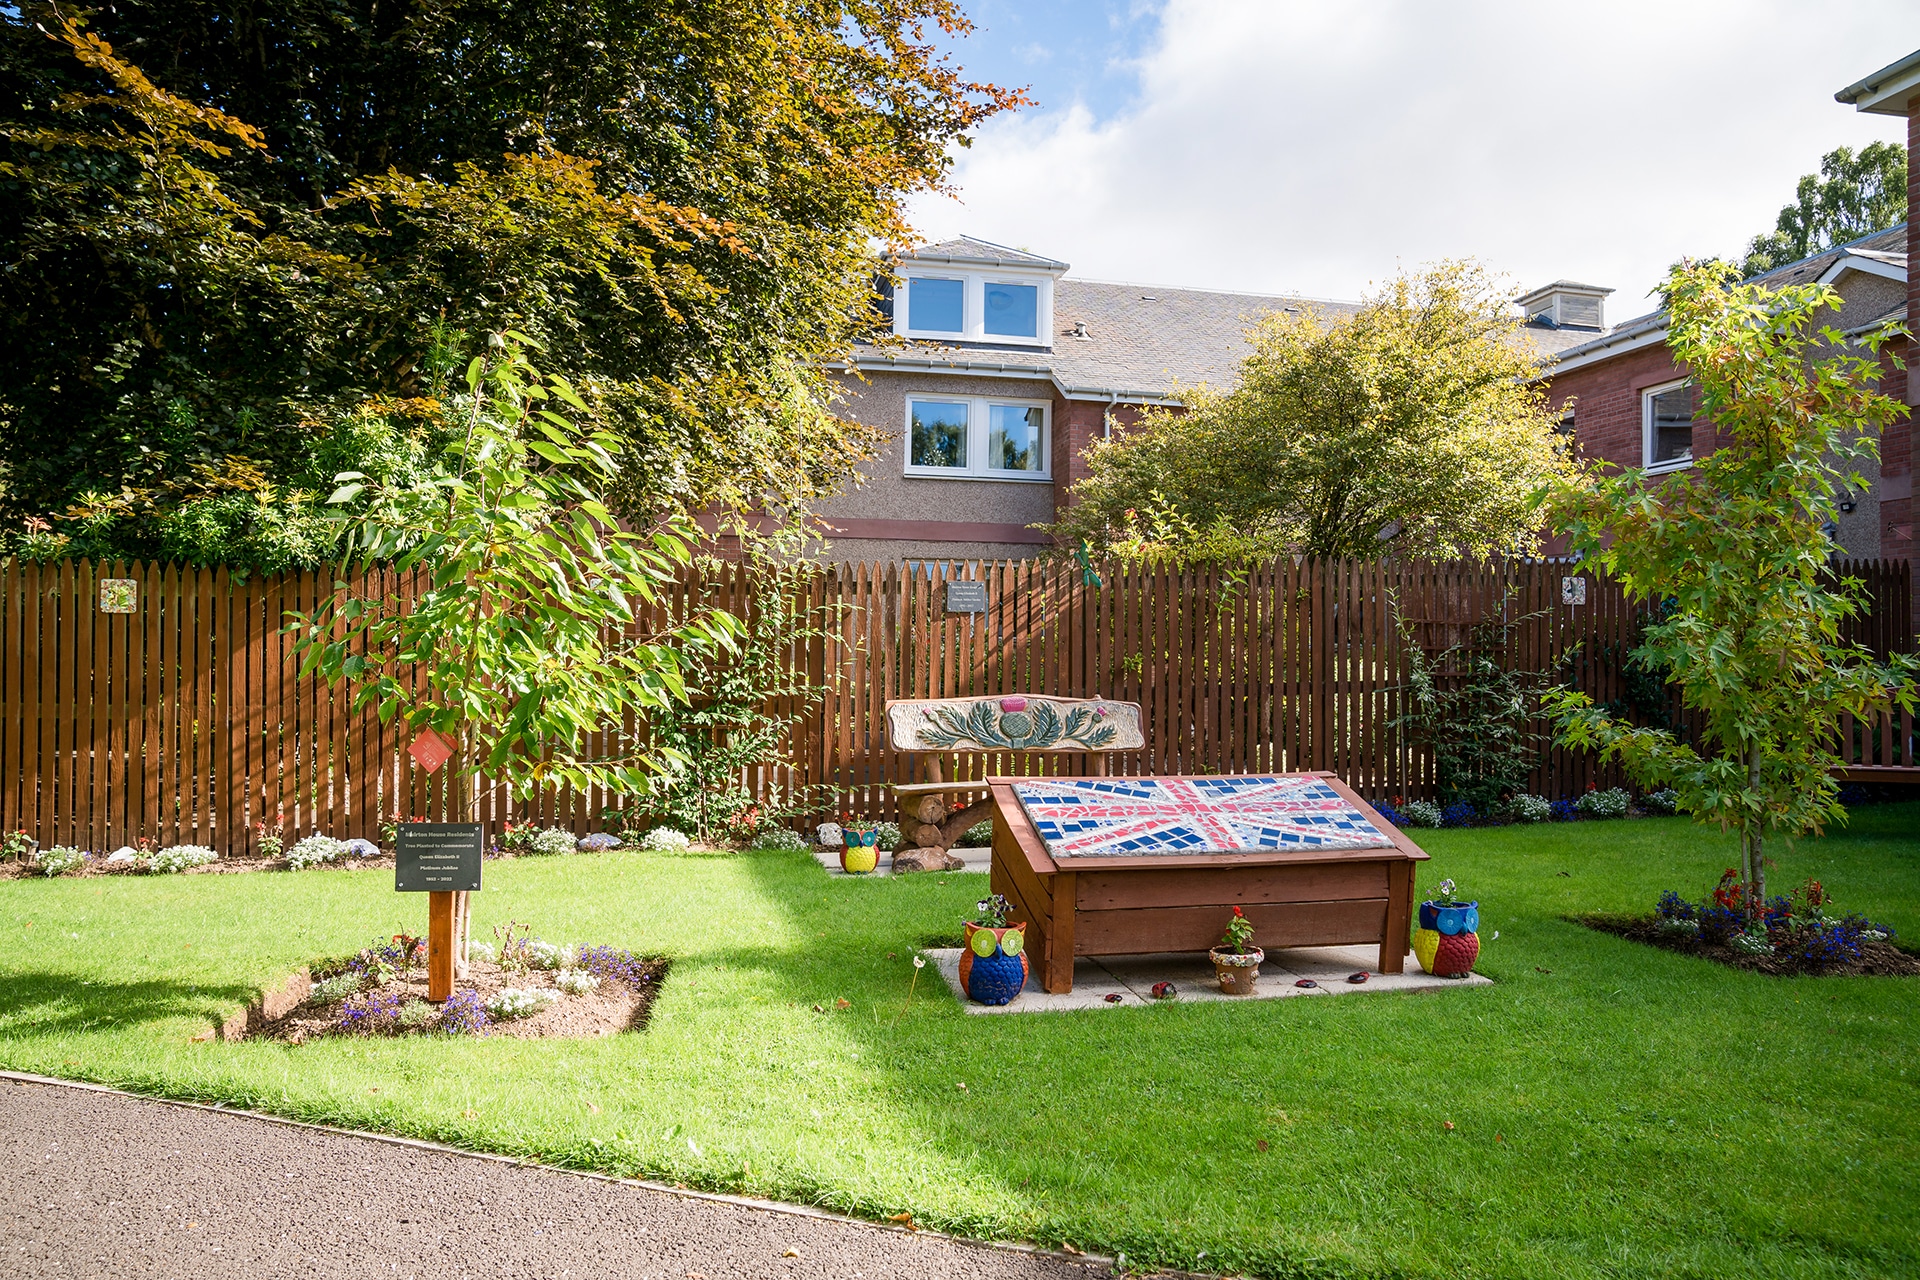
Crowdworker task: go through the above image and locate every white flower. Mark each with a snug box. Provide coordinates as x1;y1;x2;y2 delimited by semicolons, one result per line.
554;969;599;996
912;955;926;970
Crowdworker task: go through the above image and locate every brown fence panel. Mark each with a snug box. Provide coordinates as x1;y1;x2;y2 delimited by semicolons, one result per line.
0;554;1909;850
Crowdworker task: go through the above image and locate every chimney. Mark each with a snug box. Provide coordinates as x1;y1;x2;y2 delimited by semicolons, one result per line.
1515;280;1613;331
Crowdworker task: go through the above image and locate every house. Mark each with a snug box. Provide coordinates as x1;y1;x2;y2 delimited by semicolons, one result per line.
1534;224;1909;561
808;236;1596;565
807;237;1362;563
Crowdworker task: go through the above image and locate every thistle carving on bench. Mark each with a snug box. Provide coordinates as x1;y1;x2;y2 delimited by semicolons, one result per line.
892;696;1142;753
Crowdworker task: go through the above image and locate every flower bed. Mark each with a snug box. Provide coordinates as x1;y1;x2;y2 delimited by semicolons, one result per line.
252;931;668;1043
1574;871;1919;978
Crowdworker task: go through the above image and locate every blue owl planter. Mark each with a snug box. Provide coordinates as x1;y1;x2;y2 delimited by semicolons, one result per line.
960;923;1028;1005
1418;900;1479;935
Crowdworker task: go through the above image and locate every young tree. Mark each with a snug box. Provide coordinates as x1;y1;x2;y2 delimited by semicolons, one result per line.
1544;262;1917;919
1048;261;1573;563
1738;142;1907;277
288;336;739;804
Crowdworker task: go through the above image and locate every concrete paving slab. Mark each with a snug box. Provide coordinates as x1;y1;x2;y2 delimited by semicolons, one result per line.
930;943;1491;1013
812;846;990;877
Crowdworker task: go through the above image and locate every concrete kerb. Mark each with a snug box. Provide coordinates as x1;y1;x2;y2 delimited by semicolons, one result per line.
0;1069;1193;1278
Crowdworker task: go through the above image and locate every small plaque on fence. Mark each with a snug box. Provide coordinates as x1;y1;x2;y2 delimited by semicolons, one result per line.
408;728;456;774
98;579;137;614
1561;576;1587;606
395;823;483;893
945;581;988;614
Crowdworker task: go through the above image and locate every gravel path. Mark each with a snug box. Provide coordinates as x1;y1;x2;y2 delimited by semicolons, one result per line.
1;1075;1124;1280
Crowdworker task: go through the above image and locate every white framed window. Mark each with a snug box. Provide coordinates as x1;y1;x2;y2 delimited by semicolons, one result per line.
905;395;1051;480
895;272;1053;346
1642;379;1695;472
983;280;1039;338
905;277;965;335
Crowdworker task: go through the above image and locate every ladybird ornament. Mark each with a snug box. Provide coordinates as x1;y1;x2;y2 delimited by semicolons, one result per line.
959;922;1028;1005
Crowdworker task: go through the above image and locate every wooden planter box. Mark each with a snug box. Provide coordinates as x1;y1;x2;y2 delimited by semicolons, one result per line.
987;773;1429;994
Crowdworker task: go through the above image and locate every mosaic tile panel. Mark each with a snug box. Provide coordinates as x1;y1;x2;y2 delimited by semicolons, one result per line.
1011;775;1393;859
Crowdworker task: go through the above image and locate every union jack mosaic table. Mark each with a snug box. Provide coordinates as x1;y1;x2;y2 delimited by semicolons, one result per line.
1011;775;1395;860
987;772;1428;994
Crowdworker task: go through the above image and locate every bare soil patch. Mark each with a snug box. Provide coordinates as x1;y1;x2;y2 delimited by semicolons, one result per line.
1574;912;1920;977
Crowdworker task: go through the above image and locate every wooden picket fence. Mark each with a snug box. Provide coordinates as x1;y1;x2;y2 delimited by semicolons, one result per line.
0;555;1910;854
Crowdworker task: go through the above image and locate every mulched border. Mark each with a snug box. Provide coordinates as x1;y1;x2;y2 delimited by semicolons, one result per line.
1571;912;1920;977
252;955;672;1044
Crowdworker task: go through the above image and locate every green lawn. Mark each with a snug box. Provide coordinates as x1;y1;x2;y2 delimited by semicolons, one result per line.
3;806;1917;1280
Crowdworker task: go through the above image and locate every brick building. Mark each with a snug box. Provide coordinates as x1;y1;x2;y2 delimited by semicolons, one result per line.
1836;47;1920;639
810;236;1589;564
1535;228;1909;561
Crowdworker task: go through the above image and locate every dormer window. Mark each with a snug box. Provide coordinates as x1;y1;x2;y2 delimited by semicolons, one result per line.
908;277;965;334
984;281;1038;338
892;238;1064;347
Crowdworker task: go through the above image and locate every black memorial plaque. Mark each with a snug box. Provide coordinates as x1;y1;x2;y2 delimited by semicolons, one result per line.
945;580;988;614
395;823;483;892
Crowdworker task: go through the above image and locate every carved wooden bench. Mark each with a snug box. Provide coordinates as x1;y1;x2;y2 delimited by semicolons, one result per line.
883;695;1146;868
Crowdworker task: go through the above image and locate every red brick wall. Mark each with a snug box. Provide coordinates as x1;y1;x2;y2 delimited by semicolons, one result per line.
1538;343;1692;472
1049;396;1153;523
1908;93;1919;639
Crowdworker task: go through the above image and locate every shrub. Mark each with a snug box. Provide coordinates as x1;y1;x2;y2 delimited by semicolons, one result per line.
875;821;903;853
38;846;88;877
1397;800;1442;828
555;968;600;996
962;820;993;846
1575;788;1630;820
1506;794;1552;823
308;972;365;1004
1642;789;1680;815
440;989;490;1036
395;998;437;1029
748;827;808;852
285;835;347;870
528;827;578;857
486;988;561;1020
636;827;691;852
149;844;218;874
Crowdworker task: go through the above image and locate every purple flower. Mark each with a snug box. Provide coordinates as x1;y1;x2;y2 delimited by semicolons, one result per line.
440;989;490;1036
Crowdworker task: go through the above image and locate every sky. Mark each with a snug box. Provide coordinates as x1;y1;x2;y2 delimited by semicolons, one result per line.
908;1;1917;324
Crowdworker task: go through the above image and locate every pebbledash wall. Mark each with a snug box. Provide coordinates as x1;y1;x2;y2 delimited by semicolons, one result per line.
811;369;1154;564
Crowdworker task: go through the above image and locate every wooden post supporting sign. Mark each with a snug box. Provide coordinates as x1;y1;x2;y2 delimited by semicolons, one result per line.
395;822;484;1003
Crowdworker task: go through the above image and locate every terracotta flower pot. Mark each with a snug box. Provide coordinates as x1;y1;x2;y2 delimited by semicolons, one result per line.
1209;946;1264;995
840;826;881;874
959;921;1028;1004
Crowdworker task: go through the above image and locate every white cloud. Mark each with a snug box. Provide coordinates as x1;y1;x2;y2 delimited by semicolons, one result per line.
913;0;1914;321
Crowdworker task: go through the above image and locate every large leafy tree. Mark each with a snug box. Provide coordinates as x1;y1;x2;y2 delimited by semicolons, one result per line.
0;2;1016;559
1049;261;1573;563
1739;142;1907;277
1545;262;1917;920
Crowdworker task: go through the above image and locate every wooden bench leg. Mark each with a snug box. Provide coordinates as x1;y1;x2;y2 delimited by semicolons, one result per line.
1045;870;1077;993
1379;861;1412;974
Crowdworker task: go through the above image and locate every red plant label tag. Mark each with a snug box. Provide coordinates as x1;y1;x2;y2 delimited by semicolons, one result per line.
408;729;455;774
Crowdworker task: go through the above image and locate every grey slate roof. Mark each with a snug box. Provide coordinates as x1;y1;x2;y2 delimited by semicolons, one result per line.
850;278;1362;401
1544;223;1909;369
901;236;1071;271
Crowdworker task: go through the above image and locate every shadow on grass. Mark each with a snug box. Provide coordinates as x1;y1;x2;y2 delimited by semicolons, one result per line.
0;970;255;1037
